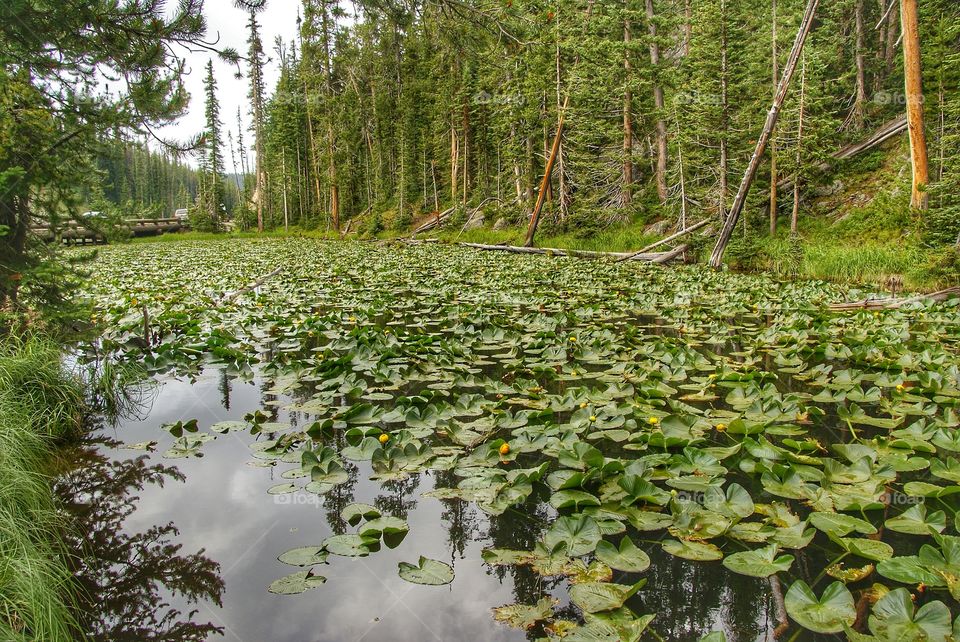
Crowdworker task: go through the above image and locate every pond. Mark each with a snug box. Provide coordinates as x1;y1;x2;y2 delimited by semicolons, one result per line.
63;239;960;641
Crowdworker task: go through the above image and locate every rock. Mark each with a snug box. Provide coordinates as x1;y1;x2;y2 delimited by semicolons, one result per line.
644;219;673;236
813;179;843;197
463;213;486;230
492;217;509;231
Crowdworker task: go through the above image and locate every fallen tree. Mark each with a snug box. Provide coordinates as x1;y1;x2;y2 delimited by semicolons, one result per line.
829;286;960;311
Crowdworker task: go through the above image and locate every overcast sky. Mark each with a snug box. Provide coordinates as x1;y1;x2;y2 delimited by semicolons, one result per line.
160;0;304;168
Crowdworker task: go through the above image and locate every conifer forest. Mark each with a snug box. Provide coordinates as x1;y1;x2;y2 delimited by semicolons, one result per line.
3;1;960;641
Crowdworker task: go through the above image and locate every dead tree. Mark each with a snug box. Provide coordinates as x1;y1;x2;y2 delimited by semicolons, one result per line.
709;0;820;268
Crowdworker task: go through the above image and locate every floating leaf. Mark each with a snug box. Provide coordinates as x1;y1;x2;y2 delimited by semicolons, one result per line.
784;580;856;634
722;544;793;578
595;537;651;573
268;570;326;595
398;556;454;586
569;580;646;614
492;597;557;630
278;546;328;567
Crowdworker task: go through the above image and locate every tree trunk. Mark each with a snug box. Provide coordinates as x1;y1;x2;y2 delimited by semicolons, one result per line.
525;95;569;246
719;0;729;220
321;2;339;230
646;0;668;204
709;0;821;268
450;120;459;204
623;8;634;206
462;103;470;204
900;0;929;210
885;1;899;75
792;56;806;234
683;0;692;57
770;0;779;235
850;0;868;129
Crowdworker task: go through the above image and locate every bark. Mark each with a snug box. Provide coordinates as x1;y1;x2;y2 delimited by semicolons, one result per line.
885;1;899;75
462;103;470;204
524;96;568;247
450;120;459;203
900;0;929;210
850;0;868;128
770;0;779;235
321;1;339;230
623;9;633;205
719;0;729;219
792;56;806;234
646;0;668;204
709;0;821;268
617;218;709;261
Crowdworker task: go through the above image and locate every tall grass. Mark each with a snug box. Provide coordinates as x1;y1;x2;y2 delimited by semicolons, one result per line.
0;337;84;641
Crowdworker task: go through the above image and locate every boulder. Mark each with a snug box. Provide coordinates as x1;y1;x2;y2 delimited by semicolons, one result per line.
463;213;486;230
644;219;673;236
492;217;510;231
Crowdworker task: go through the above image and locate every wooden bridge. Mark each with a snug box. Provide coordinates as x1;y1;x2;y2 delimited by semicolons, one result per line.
32;218;187;244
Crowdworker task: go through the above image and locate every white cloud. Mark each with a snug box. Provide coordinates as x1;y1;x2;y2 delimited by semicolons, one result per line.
160;0;302;167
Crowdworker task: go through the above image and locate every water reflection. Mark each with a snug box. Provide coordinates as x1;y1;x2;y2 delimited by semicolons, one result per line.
56;435;225;641
59;368;801;642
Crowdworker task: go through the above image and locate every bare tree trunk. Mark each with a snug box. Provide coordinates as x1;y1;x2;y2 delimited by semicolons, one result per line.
321;2;339;230
462;104;470;204
623;6;634;206
770;0;779;235
450;119;459;204
901;0;929;210
281;154;290;232
676;119;688;230
525;95;568;246
683;0;692;57
719;0;729;220
885;2;899;75
710;0;820;268
647;0;668;204
525;135;534;203
792;56;806;234
850;0;868;128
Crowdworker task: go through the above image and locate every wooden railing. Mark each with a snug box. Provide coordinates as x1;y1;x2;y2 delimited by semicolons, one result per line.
31;218;187;243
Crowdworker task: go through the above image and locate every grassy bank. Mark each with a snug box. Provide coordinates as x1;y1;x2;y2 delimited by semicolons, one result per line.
127;205;959;290
0;337;84;641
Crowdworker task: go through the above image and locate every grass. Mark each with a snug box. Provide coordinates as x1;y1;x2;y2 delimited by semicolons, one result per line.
0;336;84;642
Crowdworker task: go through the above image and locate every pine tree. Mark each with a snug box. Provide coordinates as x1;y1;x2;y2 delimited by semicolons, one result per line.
198;59;226;232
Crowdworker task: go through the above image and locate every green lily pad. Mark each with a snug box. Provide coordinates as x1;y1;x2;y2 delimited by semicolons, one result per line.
784;580;856;634
398;556;455;585
267;570;326;595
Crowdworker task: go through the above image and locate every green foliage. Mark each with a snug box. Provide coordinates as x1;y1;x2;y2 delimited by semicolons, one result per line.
0;336;85;641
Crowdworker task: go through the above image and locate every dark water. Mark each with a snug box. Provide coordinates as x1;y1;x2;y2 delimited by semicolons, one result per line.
58;367;817;642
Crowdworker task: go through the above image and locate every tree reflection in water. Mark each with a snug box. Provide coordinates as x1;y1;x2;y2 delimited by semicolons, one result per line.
56;436;225;642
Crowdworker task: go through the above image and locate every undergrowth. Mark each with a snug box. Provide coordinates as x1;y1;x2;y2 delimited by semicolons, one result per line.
0;336;84;641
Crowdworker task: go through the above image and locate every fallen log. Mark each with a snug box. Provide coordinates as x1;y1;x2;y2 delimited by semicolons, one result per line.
411;206;455;237
775;116;907;194
651;244;689;264
616;219;709;262
217;267;283;304
829;286;960;311
457;242;681;263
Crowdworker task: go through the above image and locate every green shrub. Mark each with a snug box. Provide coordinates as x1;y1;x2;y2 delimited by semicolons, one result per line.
0;336;84;641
